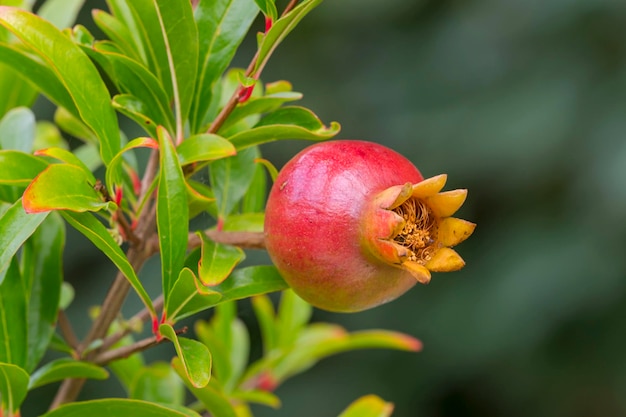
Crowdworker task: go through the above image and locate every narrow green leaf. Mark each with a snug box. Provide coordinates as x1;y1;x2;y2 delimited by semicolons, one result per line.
159;323;211;389
276;289;312;347
0;363;28;413
0;7;120;164
34;121;67;151
22;164;114;213
153;0;198;138
28;358;108;389
172;358;238;417
231;389;281;409
112;95;160;138
0;43;78;117
92;10;144;62
222;212;264;232
253;0;277;20
228;106;340;149
0;259;27;367
129;362;184;404
0;199;47;283
0;151;48;186
338;395;394;417
105;0;148;64
251;294;277;353
210;146;258;218
35;147;94;179
40;399;202;417
254;0;323;74
212;265;288;302
241;163;266;213
219;91;302;137
53;107;97;145
156;126;188;299
186;179;216;220
0;63;37;119
61;211;155;317
165;268;221;323
37;0;84;29
0;106;34;152
190;0;259;132
176;134;236;165
93;49;174;133
20;213;64;372
105;136;158;191
198;233;245;286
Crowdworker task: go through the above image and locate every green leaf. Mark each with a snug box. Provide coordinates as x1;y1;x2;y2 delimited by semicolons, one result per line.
241;163;267;213
92;10;144;62
165;267;221;323
40;399;202;417
195;306;249;390
156;126;188;299
0;363;28;413
112;95;160;138
28;358;108;389
254;0;323;75
210;146;258;219
198;233;244;286
177;134;235;165
172;358;238;417
105;136;158;191
61;211;155;317
153;0;198;138
186;179;216;220
219;91;302;136
228;106;340;149
0;199;47;283
53;107;97;145
34;121;67;151
0;259;27;367
0;106;34;152
251;294;277;353
230;389;281;409
191;0;259;132
338;395;394;417
0;43;78;117
212;265;288;302
276;289;312;347
104;0;148;63
222;212;264;232
91;49;174;134
37;0;84;29
35;147;94;179
0;63;37;119
22;164;114;213
0;7;120;165
129;361;184;404
253;0;277;20
159;323;211;389
0;151;48;187
19;213;64;372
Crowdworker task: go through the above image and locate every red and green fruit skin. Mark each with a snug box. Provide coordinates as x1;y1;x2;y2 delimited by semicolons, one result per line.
264;140;424;312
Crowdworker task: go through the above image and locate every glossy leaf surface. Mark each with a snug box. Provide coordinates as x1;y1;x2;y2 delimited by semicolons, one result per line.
210;146;258;218
29;358;108;389
0;106;34;152
0;7;120;165
176;134;235;165
156;127;188;299
159;323;211;389
22;164;113;213
198;233;244;286
165;267;220;323
0;199;47;283
0;363;28;413
0;151;48;187
191;0;259;132
129;362;184;404
41;399;201;417
228;106;340;149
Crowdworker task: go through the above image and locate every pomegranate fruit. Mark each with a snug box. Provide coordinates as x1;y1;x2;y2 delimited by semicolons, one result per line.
264;140;475;312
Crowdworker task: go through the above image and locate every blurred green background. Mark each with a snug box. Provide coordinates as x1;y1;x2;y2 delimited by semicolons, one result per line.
25;0;626;416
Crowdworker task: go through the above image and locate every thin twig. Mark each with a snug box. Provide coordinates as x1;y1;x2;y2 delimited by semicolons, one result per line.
57;310;79;352
99;295;165;352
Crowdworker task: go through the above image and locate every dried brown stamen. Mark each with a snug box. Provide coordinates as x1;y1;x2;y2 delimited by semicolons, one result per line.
393;197;438;264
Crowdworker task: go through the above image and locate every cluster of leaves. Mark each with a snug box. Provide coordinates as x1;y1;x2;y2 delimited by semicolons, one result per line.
0;0;419;415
